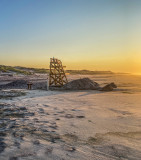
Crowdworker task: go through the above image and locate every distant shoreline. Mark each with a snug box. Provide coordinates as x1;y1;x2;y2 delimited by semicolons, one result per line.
0;65;130;75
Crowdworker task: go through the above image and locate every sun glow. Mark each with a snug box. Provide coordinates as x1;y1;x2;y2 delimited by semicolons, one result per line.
0;0;141;73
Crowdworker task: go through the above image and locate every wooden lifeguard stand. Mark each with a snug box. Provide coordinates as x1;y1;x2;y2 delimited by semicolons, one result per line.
49;58;68;86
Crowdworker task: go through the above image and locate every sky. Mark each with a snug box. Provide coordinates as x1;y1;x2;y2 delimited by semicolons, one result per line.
0;0;141;73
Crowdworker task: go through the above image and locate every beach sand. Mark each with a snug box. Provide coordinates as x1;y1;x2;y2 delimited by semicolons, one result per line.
0;74;141;160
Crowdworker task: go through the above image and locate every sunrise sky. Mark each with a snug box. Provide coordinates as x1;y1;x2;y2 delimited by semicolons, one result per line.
0;0;141;74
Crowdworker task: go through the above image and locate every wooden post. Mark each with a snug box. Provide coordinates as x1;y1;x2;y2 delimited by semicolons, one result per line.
47;77;49;90
27;83;32;90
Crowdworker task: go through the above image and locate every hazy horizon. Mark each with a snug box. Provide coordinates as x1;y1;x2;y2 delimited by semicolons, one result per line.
0;0;141;74
0;63;136;75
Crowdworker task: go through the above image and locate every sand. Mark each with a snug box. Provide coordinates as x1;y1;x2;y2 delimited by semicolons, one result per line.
0;74;141;160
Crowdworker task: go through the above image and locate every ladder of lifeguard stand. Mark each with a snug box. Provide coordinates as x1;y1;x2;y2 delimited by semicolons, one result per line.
49;58;68;86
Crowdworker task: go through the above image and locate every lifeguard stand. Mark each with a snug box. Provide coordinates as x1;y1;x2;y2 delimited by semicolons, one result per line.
49;58;68;86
